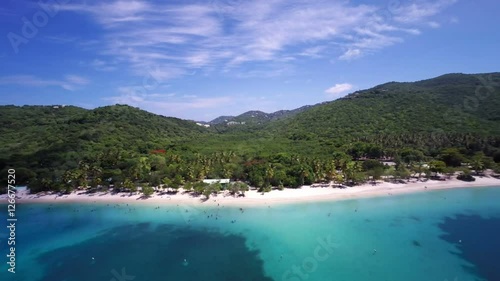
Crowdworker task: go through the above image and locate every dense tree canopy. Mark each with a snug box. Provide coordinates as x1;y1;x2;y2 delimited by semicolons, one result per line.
1;73;499;195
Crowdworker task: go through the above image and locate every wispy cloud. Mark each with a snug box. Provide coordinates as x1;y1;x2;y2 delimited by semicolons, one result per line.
104;87;291;120
105;90;234;119
0;75;89;91
42;35;78;44
325;83;354;98
65;75;89;85
89;59;118;72
339;49;362;60
392;0;457;24
299;46;327;58
107;90;230;108
52;0;456;80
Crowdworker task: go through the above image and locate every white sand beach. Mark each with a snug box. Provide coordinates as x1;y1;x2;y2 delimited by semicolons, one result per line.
3;176;499;207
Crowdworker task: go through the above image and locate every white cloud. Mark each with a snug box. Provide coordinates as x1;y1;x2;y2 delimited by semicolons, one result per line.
325;83;354;98
65;75;89;85
299;46;326;58
149;93;175;98
103;88;292;120
53;0;456;79
339;49;362;60
90;59;117;71
392;0;457;24
58;1;152;25
105;91;234;119
0;75;89;91
42;35;78;44
428;21;441;28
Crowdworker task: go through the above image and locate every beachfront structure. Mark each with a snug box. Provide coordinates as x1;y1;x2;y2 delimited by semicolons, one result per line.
203;179;230;188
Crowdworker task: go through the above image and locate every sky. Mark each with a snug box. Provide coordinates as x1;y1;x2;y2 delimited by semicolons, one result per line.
0;0;499;121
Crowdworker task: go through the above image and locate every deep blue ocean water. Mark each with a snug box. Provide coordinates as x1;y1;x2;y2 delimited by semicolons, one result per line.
1;186;500;281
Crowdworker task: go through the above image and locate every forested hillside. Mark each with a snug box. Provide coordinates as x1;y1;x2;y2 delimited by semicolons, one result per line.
0;105;207;187
269;73;500;148
1;73;500;194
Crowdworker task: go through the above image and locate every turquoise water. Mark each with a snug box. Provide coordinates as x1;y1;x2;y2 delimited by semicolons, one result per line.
1;186;500;281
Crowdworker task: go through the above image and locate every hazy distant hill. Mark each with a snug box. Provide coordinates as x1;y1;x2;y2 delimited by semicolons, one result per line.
208;105;313;125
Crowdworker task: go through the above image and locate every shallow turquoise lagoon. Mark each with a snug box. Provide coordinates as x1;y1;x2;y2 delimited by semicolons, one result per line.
1;186;500;281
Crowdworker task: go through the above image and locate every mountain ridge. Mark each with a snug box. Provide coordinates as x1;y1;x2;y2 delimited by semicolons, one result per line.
201;72;499;127
204;105;315;126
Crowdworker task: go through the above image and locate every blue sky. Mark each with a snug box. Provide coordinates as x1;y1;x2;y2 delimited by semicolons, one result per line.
0;0;499;121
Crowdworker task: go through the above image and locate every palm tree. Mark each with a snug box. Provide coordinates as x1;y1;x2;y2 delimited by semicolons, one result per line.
89;165;102;188
185;166;195;182
342;161;361;185
222;164;233;179
77;160;90;188
325;160;337;182
62;170;79;190
312;159;324;182
471;155;485;175
264;164;275;186
138;156;151;177
413;162;426;181
123;178;135;193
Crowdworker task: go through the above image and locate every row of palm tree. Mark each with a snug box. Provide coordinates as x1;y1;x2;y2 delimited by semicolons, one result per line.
25;144;499;194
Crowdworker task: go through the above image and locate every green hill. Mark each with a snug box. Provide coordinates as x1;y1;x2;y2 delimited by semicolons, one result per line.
189;72;500;165
268;73;500;146
1;72;500;192
0;104;208;185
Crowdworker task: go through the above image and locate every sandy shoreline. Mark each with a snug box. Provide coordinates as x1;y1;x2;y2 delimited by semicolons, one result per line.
2;177;499;207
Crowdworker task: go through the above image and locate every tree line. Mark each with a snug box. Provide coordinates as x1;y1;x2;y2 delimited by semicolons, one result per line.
2;144;498;196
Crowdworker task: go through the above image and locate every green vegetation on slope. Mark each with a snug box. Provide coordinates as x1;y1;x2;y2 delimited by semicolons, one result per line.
0;104;208;187
1;73;500;195
271;73;500;140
